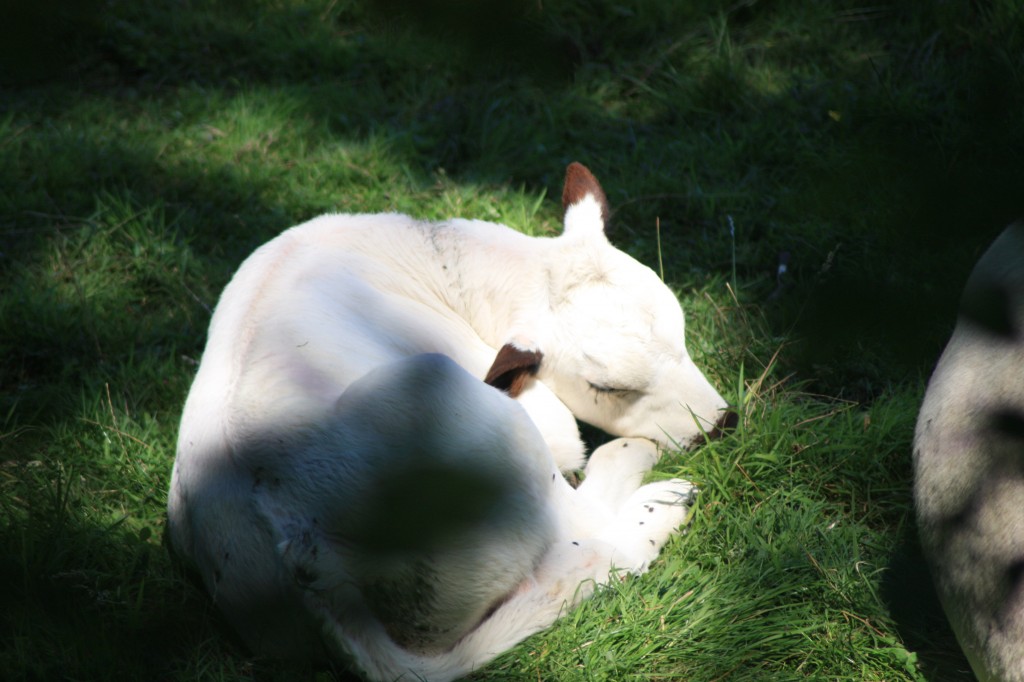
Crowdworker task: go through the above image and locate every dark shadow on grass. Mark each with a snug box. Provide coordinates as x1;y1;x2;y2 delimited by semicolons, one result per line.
0;486;220;680
882;526;977;682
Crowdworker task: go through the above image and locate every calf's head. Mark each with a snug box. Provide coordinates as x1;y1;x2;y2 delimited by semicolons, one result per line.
485;163;732;449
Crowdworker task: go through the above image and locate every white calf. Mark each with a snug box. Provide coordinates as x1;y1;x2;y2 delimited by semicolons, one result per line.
168;163;729;679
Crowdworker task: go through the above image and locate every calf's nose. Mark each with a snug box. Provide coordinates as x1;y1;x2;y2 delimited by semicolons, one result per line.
704;408;739;441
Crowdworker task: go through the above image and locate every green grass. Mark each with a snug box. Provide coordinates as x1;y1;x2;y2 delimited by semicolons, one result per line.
3;0;1023;679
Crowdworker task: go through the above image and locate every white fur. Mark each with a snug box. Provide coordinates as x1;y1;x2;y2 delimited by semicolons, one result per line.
915;223;1024;682
167;166;727;679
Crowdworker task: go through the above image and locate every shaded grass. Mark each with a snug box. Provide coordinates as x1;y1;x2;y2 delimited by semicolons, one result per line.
3;0;1022;679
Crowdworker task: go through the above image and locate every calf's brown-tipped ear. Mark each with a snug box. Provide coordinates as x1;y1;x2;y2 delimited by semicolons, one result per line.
484;344;543;398
562;162;611;226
